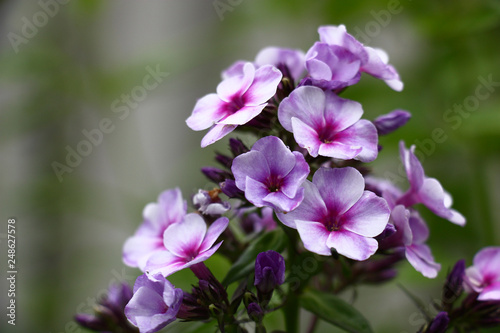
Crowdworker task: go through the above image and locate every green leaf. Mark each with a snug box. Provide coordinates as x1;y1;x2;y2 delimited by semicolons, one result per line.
300;289;374;333
222;229;287;286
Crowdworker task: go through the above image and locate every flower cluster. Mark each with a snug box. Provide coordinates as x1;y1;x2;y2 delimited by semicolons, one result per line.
75;24;499;333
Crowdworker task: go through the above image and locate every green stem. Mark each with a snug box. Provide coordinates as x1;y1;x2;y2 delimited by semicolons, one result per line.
281;224;300;333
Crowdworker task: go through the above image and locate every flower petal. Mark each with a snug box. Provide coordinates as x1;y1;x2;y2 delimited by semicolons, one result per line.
291;117;321;157
472;247;500;280
163;214;207;259
243;65;282;105
232;150;270;191
340;191;389;237
333;120;378;162
199;217;229;253
263;187;304;213
123;236;164;270
295;220;332;256
405;243;441;278
157;188;187;228
200;124;237;147
324;92;363;132
327;230;378;261
276;180;327;229
145;250;187;277
216;62;255;102
244;176;271;207
278;86;326;132
313;167;365;215
186;94;226;131
280;151;310;198
317;141;362;160
478;281;500;301
217;104;267;125
251;136;295;177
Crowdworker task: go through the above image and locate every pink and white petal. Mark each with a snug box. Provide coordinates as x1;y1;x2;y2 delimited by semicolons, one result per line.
186;94;226;131
243;65;282;105
221;60;246;80
418;178;466;226
296;220;332;256
340;191;390;237
327;231;378;261
216;62;255;102
318;141;362;160
139;203;162;236
145;250;187;277
158;188;186;227
244;176;271;207
291;117;321;157
252;136;295;176
276;180;327;229
218;103;267;125
361;47;403;91
278;86;326;131
280;152;310;198
329;46;362;82
323;93;363;132
232;151;270;191
405;244;441;278
478;281;500;301
199;217;229;253
255;47;305;81
334;120;378;162
313;167;365;216
263;187;304;213
464;266;484;293
123;236;164;269
188;241;224;268
200;124;237;148
163;214;207;258
473;247;500;279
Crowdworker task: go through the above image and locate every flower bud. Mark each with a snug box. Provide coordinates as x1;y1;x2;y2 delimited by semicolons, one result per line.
254;251;285;294
373;110;411;135
247;302;264;323
220;179;245;199
442;259;465;308
229;138;249;156
201;167;232;183
426;312;449;333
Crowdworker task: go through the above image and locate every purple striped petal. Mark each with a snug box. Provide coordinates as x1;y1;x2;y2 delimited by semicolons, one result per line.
199;217;229;253
327;230;378;261
232;150;270;191
186;94;226;131
340;191;389;237
243;65;282;105
163;214;206;259
200;124;237;148
295;220;331;256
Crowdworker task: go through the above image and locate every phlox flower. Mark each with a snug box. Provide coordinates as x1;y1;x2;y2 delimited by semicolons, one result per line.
232;136;310;212
186;62;282;147
145;213;228;277
464;247;500;301
303;25;403;91
278;85;378;162
277;167;390;261
123;188;186;271
125;273;183;333
397;141;466;226
389;205;441;278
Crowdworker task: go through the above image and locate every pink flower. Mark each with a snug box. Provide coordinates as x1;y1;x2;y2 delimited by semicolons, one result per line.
278;86;378;162
145;214;228;277
277;167;390;260
123;188;186;271
397;141;466;226
186;62;282;147
464;247;500;301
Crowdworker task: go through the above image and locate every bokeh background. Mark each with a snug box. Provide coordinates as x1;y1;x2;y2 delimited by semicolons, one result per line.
0;1;499;332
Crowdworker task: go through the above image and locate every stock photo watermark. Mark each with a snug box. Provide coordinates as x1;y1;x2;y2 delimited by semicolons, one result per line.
383;74;500;185
5;218;17;326
8;0;71;53
51;64;169;182
213;0;243;21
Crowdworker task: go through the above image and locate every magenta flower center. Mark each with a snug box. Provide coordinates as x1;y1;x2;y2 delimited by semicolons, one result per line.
266;174;284;192
323;213;342;232
317;124;338;144
227;95;247;114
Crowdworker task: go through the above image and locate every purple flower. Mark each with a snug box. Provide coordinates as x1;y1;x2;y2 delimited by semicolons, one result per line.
231;136;310;212
255;47;305;82
278;86;378;162
193;189;230;216
145;214;229;277
186;62;282;147
277;167;390;261
373;109;411;135
396;141;466;226
254;250;286;294
125;273;183;333
464;247;500;301
123;188;186;271
389;205;441;278
303;25;403;91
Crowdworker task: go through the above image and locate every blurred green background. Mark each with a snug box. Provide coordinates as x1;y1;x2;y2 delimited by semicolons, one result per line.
0;0;499;332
